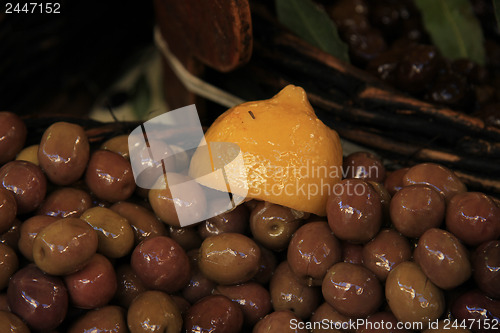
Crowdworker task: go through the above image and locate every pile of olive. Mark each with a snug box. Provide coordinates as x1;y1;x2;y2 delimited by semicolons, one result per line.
0;110;499;333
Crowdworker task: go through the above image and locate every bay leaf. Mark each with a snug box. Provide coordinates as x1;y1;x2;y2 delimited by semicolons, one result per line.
275;0;349;63
414;0;485;65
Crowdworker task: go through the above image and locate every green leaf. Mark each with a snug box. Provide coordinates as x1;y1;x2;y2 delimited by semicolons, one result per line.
131;74;151;120
494;0;500;32
414;0;485;65
275;0;350;63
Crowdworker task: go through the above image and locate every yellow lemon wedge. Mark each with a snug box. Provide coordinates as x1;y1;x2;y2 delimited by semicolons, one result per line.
189;85;343;216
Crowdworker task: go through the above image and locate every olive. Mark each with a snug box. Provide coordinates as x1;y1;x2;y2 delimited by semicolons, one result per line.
0;160;47;214
414;228;471;289
0;310;30;333
358;312;410;333
38;122;89;185
182;249;216;304
341;241;364;265
343;152;386;182
80;206;135;258
64;254;117;309
111;201;168;245
7;264;68;331
198;203;249;239
395;44;440;93
402;163;466;201
383;167;409;196
445;192;500;246
472;241;500;299
250;201;302;251
287;221;341;286
386;262;444;324
390;184;445;238
18;215;57;261
131;236;190;293
85;150;136;203
451;289;500;333
38;187;92;218
270;261;321;319
327;179;382;243
69;305;128;333
0;243;18;290
0;112;27;165
253;245;277;284
114;264;148;308
310;302;352;333
322;262;382;318
101;134;130;159
33;217;98;275
16;144;39;165
168;225;202;251
253;310;308;333
0;219;21;251
185;295;243;333
199;233;261;285
0;188;17;234
362;229;411;281
127;290;182;333
214;282;272;326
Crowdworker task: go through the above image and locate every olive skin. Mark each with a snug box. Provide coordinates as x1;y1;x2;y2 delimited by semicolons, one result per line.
451;289;500;333
7;264;68;331
38;122;90;185
127;290;183;333
182;249;216;304
0;243;18;290
0;112;27;165
0;188;17;234
386;262;445;324
0;310;30;333
472;241;500;299
37;187;92;218
199;233;261;285
414;228;471;290
287;221;341;286
18;215;57;261
131;236;190;293
310;302;352;333
185;295;243;333
253;310;308;333
69;305;128;333
343;151;386;182
32;217;98;275
322;262;382;318
114;264;148;308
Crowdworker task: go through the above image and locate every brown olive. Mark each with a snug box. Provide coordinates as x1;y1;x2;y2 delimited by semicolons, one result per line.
168;225;202;251
111;201;168;245
390;184;445;238
253;310;308;333
214;282;272;326
287;221;341;286
64;253;117;309
0;243;18;290
131;236;190;293
310;302;352;333
127;290;182;333
38;187;92;218
69;305;128;333
148;172;207;227
368;181;391;223
343;151;386;182
386;262;445;324
182;249;216;304
327;179;382;243
0;293;9;311
445;192;500;246
414;228;471;289
250;201;302;251
114;264;148;308
0;112;27;165
0;160;47;214
80;206;135;258
270;261;321;319
33;217;98;275
384;167;409;196
170;295;191;316
322;262;382;318
402;163;466;201
198;203;249;239
341;241;364;265
0;310;30;333
16;144;39;165
0;219;21;251
362;229;412;281
472;241;500;299
38;122;90;185
0;188;17;234
18;215;57;261
7;264;68;331
85;150;136;202
101;134;130;159
199;233;261;285
185;295;243;333
358;312;410;333
450;289;499;333
253;245;277;284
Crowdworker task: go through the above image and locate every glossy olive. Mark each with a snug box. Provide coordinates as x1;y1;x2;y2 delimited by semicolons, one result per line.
0;310;30;333
253;245;277;284
38;122;90;185
18;215;57;261
358;312;410;333
114;264;148;308
253;310;308;333
472;241;500;299
33;217;98;275
185;295;243;333
101;134;130;159
384;167;409;196
310;302;351;333
182;249;216;304
0;219;21;250
80;206;135;258
0;188;16;234
69;305;128;333
341;241;364;265
168;225;202;251
198;203;249;239
343;151;386;182
0;112;27;165
451;289;500;333
199;233;261;285
38;187;92;218
0;243;18;290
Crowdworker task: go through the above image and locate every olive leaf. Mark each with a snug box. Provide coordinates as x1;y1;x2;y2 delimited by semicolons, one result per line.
414;0;485;65
131;73;152;120
494;0;500;32
275;0;349;63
